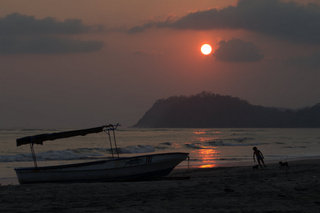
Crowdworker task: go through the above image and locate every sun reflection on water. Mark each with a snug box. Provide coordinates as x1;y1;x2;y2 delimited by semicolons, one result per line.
193;148;220;168
193;130;206;135
190;130;223;168
200;164;216;168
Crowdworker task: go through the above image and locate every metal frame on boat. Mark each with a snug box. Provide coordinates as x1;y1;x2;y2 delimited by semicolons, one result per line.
15;124;189;184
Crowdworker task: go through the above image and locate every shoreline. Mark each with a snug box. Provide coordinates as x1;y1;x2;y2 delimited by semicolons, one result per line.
2;155;320;186
1;159;320;212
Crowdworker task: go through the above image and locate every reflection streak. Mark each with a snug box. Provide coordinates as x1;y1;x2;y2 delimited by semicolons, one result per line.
193;148;220;168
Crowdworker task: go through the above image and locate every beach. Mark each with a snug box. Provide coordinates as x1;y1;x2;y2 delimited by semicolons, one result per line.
1;159;319;213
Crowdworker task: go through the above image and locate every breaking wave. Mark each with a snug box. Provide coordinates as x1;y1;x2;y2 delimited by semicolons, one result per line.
0;143;173;162
185;138;263;149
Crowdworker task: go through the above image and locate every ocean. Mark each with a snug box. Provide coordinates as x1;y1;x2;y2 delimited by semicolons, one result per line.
1;128;320;185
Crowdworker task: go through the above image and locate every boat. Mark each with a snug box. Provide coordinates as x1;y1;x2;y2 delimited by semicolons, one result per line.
15;124;189;184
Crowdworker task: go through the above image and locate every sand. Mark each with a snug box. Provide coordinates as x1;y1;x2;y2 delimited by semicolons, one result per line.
1;159;320;213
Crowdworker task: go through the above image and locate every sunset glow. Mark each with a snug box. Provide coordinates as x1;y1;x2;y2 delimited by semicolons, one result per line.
0;0;318;211
201;44;212;55
0;0;318;134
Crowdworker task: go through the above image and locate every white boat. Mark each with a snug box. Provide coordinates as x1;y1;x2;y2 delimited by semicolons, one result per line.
15;124;189;184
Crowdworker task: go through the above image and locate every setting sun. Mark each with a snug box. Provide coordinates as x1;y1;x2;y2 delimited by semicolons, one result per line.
201;44;212;55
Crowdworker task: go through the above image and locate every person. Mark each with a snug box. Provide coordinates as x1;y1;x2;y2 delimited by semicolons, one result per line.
252;147;266;168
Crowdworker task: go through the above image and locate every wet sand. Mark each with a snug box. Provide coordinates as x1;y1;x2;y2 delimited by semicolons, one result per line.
1;159;320;213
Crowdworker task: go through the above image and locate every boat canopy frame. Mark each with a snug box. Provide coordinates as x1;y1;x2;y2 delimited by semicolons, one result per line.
16;124;120;168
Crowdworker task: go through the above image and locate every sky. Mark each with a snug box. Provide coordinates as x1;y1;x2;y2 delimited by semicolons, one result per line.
1;0;320;128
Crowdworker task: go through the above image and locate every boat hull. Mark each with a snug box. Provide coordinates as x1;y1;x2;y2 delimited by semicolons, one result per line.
15;152;188;184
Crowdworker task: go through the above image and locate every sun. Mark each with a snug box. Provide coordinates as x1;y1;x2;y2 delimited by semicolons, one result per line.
201;44;212;55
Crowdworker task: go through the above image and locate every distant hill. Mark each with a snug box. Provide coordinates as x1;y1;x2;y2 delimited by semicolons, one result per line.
134;92;320;128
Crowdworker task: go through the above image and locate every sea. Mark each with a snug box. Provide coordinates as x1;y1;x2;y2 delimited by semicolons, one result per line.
1;128;320;185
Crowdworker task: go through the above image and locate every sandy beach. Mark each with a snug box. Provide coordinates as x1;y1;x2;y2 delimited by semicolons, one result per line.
1;159;320;213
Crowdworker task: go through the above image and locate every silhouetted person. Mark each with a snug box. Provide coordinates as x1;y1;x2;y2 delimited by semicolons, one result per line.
252;147;266;168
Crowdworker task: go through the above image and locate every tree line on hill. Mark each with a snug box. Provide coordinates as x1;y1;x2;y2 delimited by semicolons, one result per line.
134;92;320;128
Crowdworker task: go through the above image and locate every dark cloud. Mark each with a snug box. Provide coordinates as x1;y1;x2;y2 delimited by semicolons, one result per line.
129;22;156;34
128;20;174;34
0;13;92;35
130;0;320;44
214;39;264;62
0;13;103;54
0;36;103;54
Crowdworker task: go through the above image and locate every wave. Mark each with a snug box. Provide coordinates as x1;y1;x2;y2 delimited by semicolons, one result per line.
0;149;105;162
185;140;264;149
0;144;167;162
207;142;263;147
159;142;172;146
118;145;155;154
185;143;207;149
282;146;307;149
274;142;286;144
197;137;254;144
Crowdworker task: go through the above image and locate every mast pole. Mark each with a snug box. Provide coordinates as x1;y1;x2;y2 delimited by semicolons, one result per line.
30;143;38;168
112;128;120;158
106;129;114;159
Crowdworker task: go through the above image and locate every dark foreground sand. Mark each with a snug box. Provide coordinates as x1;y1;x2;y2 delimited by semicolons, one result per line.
1;160;320;213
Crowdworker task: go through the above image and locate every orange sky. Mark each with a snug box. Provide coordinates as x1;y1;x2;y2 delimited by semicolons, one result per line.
0;0;319;128
0;0;236;25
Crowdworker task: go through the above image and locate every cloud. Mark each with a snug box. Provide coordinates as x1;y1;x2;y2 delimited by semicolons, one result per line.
130;0;320;44
214;39;264;62
0;13;103;54
129;22;157;34
0;36;103;54
0;13;92;35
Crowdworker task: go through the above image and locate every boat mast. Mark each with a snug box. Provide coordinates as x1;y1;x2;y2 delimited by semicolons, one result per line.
103;124;120;159
112;128;120;158
105;129;114;159
30;143;38;168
